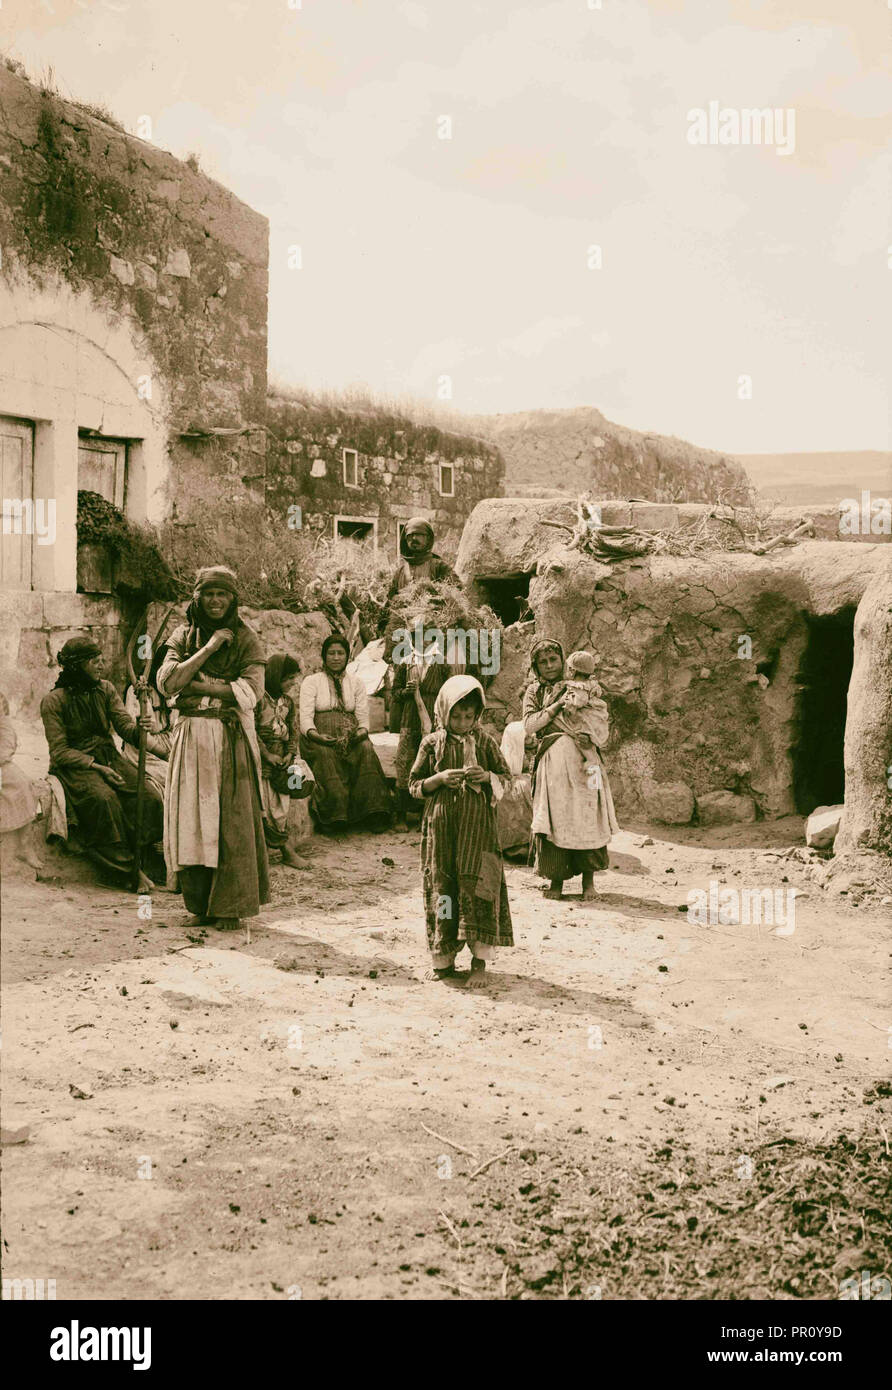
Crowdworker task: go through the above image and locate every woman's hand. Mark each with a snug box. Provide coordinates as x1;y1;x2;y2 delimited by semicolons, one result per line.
437;768;466;788
464;766;489;785
350;728;369;745
204;628;234;654
94;764;125;789
137;711;155;732
307;729;335;745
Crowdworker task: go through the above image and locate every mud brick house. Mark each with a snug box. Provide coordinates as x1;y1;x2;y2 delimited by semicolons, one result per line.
0;65;269;712
265;392;503;562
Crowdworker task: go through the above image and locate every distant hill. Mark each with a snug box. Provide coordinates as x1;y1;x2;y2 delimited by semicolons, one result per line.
733;452;892;505
466;407;751;503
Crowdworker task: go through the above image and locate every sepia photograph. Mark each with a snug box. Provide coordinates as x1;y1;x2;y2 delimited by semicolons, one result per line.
0;0;889;1358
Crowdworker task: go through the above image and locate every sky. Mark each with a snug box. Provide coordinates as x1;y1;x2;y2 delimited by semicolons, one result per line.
2;0;890;454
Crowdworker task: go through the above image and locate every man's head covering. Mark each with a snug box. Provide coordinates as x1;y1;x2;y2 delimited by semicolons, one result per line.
434;674;485;730
529;638;564;679
566;650;596;677
194;565;238;599
58;636;103;666
400;517;435;562
266;652;300;699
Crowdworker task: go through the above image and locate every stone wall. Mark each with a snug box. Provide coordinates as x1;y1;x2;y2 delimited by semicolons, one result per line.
0;65;269;542
265;395;504;561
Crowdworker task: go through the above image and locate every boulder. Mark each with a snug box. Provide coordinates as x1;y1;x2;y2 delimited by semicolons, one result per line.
696;790;757;826
835;557;892;856
805;804;844;849
642;780;694;825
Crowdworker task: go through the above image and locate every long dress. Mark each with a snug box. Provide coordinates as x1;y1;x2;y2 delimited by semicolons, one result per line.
39;679;164;860
158;624;270;919
522;677;619;881
409;728;514;965
0;715;39;832
298;670;391;827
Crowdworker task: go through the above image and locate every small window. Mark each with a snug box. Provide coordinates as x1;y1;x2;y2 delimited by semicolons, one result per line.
343;448;359;488
334;515;377;548
78;433;127;508
438;462;454;497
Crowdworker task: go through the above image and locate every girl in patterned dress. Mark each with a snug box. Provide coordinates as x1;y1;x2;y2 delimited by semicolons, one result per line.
408;675;514;987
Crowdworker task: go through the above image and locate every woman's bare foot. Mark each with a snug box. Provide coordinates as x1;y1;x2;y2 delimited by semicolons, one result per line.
581;886;597;902
281;846;312;870
543;887;563;900
467;959;487;989
183;914;211;929
423;965;455;982
213;917;241;931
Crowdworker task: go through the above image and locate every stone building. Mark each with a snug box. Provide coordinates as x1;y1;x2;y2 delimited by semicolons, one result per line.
265;393;503;563
458;496;891;853
0;65;269;712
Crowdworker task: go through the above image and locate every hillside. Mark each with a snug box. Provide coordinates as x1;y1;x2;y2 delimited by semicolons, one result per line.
465;407;751;503
734;452;892;505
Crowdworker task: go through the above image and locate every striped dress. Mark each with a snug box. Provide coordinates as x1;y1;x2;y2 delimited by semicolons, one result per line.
409;728;514;957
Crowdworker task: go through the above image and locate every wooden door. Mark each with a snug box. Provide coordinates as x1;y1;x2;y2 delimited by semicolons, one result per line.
0;415;35;591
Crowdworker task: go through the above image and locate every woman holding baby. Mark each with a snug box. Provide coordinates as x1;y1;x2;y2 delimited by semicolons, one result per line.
522;638;618;901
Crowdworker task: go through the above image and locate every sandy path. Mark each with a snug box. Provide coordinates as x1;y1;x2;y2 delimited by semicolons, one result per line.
1;822;888;1300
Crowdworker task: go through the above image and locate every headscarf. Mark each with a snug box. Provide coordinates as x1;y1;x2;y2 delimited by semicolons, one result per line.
265;653;300;700
500;720;527;777
400;517;435;565
529;638;564;683
54;635;103;690
430;674;485;779
182;565;262;679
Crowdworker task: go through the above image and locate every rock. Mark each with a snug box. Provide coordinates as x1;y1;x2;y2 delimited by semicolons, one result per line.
805;804;844;849
641;781;694;825
835;557;892;855
696;790;756;826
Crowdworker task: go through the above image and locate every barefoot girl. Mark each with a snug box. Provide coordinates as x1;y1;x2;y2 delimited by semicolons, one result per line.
409;675;514;986
522;638;618;902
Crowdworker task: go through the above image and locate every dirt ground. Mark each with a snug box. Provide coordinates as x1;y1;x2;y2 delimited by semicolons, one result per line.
1;817;889;1301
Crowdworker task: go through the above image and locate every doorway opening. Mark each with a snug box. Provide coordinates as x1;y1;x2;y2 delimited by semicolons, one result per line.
791;607;855;815
475;573;533;625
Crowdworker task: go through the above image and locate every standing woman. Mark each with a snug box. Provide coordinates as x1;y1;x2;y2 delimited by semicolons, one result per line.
157;566;270;928
522;638;618;902
299;633;391;833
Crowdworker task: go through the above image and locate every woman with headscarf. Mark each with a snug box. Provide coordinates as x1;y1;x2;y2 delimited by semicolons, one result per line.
299;632;391;833
39;635;164;885
522;638;618;901
408;675;514;987
255;652;313;868
157;566;270;928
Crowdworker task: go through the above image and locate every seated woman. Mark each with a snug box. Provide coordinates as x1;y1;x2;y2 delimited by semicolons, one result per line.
39;636;164;887
522;637;618;902
157;565;270;929
299;632;391;834
255;652;313;869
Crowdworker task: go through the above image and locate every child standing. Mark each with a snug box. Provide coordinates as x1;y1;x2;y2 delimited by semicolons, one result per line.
408;675;514;987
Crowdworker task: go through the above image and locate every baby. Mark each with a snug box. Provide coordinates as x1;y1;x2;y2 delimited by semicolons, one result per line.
553;650;609;762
